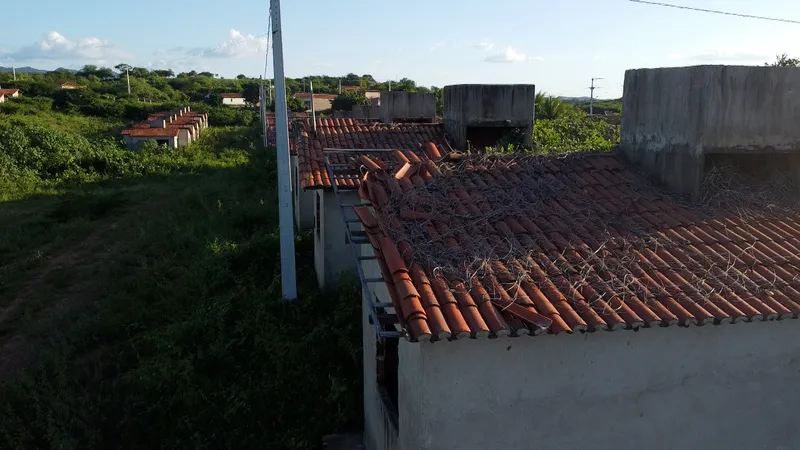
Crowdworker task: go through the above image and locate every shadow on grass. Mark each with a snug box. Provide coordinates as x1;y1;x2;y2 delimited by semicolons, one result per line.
0;127;363;450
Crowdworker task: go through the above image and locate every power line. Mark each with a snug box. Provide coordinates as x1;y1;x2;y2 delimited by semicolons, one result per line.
263;15;272;80
629;0;800;25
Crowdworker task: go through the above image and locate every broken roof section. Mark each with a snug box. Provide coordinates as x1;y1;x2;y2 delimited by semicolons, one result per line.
297;118;451;189
354;150;800;342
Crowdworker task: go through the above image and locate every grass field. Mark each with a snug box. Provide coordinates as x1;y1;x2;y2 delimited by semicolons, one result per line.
0;126;362;449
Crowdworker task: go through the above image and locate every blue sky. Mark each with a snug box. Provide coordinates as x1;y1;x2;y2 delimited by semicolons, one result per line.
2;0;800;97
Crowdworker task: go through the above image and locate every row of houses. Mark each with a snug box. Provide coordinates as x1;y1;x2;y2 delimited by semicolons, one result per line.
269;71;800;450
121;106;208;149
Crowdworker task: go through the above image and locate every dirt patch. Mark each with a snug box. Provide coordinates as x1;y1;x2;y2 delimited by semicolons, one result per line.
0;219;122;379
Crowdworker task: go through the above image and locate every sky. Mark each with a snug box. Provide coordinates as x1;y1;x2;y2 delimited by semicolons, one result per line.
3;0;800;97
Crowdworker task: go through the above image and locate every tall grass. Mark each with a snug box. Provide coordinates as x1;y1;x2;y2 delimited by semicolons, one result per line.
0;123;363;449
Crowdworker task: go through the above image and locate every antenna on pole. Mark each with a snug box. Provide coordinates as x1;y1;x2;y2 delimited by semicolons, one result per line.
270;0;298;301
589;77;604;116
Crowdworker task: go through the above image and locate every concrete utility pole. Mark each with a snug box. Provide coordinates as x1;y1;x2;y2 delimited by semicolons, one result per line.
589;77;603;116
310;80;317;132
126;68;131;95
11;58;16;81
260;75;268;147
338;78;342;94
270;0;298;301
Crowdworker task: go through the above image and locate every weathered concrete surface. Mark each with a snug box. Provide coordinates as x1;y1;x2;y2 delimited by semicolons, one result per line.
314;190;363;288
443;84;535;150
397;321;800;450
361;243;400;450
380;92;436;122
622;65;800;195
291;155;314;230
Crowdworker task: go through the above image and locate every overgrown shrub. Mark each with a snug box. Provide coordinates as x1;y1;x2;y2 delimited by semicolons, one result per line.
533;116;620;153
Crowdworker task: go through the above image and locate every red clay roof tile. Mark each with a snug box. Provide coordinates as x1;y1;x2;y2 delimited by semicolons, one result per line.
355;151;800;341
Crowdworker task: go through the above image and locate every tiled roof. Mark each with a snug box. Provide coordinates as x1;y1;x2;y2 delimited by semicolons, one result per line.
221;93;244;98
0;89;20;96
295;93;337;100
122;127;180;137
60;82;81;88
264;112;307;152
297;118;451;189
354;151;800;342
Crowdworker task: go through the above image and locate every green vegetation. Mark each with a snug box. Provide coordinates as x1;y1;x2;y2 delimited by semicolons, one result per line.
0;91;362;448
533;93;621;153
332;91;371;111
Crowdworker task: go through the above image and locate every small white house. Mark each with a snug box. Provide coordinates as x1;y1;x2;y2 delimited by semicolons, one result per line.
0;93;5;104
221;93;246;106
0;88;21;99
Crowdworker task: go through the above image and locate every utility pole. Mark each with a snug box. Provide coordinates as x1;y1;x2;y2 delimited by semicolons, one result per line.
10;58;16;81
310;80;317;131
126;68;131;95
338;78;342;94
589;77;603;116
260;75;268;147
268;79;273;104
270;0;298;301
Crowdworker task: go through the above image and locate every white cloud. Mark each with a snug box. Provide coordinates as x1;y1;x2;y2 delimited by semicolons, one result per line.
429;42;445;52
484;46;541;63
192;29;268;59
593;54;607;61
473;41;495;51
9;31;130;62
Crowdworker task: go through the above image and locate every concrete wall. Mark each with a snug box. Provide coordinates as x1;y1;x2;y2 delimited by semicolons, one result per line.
353;105;381;119
621;65;800;196
314;190;363;288
177;128;191;147
361;234;400;450
222;97;246;106
292;155;315;230
123;135;178;150
443;84;535;150
380;92;436;122
0;95;4;104
397;321;800;450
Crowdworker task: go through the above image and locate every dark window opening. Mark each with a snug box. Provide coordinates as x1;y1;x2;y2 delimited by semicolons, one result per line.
156;139;169;147
315;192;321;240
376;327;399;426
466;126;524;151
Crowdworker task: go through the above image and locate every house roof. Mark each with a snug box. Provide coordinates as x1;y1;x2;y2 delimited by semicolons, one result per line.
294;93;337;100
221;93;244;98
297;118;451;189
0;89;20;96
60;82;81;87
354;151;800;342
122;127;180;137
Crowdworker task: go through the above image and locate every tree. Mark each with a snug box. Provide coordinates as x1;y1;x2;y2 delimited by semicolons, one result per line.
237;74;247;80
114;63;132;73
767;53;800;67
152;69;175;78
535;92;571;120
331;92;370;111
242;82;260;106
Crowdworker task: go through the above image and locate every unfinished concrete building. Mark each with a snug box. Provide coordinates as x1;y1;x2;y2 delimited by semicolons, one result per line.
379;91;436;123
444;84;535;150
622;65;800;196
122;107;208;150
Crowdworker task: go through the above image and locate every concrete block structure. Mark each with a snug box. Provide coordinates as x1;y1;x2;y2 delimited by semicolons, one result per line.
379;92;436;123
443;84;535;150
622;65;800;196
221;93;246;106
295;93;336;112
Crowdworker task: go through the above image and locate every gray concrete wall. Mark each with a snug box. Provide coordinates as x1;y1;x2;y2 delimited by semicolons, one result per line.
398;321;800;450
292;155;315;230
621;65;800;196
362;237;400;450
353;105;381;119
314;190;363;288
443;84;535;150
380;92;435;122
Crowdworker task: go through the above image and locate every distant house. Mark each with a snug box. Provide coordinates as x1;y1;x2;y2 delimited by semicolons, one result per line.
0;93;4;104
294;93;336;112
0;88;21;99
59;82;82;89
221;93;246;106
